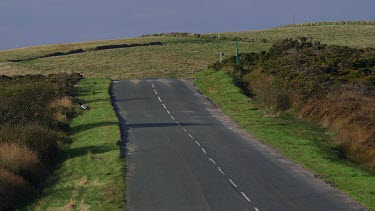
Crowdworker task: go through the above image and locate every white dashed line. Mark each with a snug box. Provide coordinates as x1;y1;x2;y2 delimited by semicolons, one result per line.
240;192;251;203
228;179;238;188
150;81;260;210
208;158;216;165
218;167;225;175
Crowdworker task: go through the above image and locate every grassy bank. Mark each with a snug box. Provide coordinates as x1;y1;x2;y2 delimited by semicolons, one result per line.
213;38;375;170
28;78;125;210
195;70;375;209
0;74;80;209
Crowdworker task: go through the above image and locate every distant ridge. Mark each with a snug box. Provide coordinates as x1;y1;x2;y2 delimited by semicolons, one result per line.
280;20;375;28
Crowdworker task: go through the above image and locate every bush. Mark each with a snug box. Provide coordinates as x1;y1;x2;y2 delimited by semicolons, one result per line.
0;73;81;209
0;143;48;184
244;74;291;111
212;37;375;170
48;96;77;130
0;124;71;164
0;168;34;210
0;82;56;126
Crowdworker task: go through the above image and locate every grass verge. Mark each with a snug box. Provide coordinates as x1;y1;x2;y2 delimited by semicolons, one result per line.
27;78;125;210
195;70;375;210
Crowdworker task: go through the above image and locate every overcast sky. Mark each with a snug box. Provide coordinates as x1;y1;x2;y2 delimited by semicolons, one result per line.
0;0;374;50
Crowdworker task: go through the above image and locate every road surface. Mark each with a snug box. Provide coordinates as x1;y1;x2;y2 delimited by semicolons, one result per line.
111;79;363;211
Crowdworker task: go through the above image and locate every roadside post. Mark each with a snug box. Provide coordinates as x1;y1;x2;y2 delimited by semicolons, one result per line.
219;52;224;63
235;39;239;65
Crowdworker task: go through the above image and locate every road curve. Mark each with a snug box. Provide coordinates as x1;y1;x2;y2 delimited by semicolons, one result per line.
111;79;363;211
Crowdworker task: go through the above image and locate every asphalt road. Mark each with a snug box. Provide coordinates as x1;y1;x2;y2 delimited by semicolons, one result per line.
111;79;363;211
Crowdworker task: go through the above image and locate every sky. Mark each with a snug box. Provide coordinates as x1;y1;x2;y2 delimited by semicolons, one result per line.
0;0;374;50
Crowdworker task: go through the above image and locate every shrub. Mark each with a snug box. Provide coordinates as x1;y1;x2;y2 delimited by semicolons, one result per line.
244;74;291;111
0;124;71;164
0;168;34;210
212;37;375;169
0;143;48;184
0;73;81;209
48;96;77;130
0;82;56;126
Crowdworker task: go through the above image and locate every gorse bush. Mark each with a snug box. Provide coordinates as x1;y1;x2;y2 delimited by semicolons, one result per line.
0;73;81;209
213;37;375;170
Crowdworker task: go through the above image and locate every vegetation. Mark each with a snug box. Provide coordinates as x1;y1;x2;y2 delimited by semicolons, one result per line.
211;37;375;170
0;23;374;79
0;74;82;209
0;22;374;209
195;70;375;209
29;78;125;210
280;20;375;28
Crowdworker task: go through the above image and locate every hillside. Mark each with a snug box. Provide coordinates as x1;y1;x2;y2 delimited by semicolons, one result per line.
1;23;375;79
1;22;375;210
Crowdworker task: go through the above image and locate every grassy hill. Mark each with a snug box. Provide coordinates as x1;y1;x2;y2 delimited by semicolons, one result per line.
1;22;375;210
1;23;375;79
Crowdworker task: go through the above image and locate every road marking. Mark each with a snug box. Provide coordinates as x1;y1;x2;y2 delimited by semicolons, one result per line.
176;121;180;126
254;207;259;211
208;157;216;165
240;192;251;203
171;115;175;120
154;89;158;94
183;128;187;132
113;80;119;83
228;179;238;188
152;84;154;88
162;104;167;109
218;167;225;175
201;148;207;154
195;141;201;146
167;110;171;114
158;97;162;102
188;134;194;139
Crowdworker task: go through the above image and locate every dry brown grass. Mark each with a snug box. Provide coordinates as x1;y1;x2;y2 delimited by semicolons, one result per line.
300;87;375;169
0;143;48;184
243;73;291;111
51;96;74;108
48;96;75;122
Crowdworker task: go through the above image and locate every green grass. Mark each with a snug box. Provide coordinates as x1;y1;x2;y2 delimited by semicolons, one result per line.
1;22;374;209
27;78;125;210
195;70;375;210
1;24;374;79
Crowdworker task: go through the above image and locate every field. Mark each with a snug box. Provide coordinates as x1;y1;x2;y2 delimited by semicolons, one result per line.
1;24;375;79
